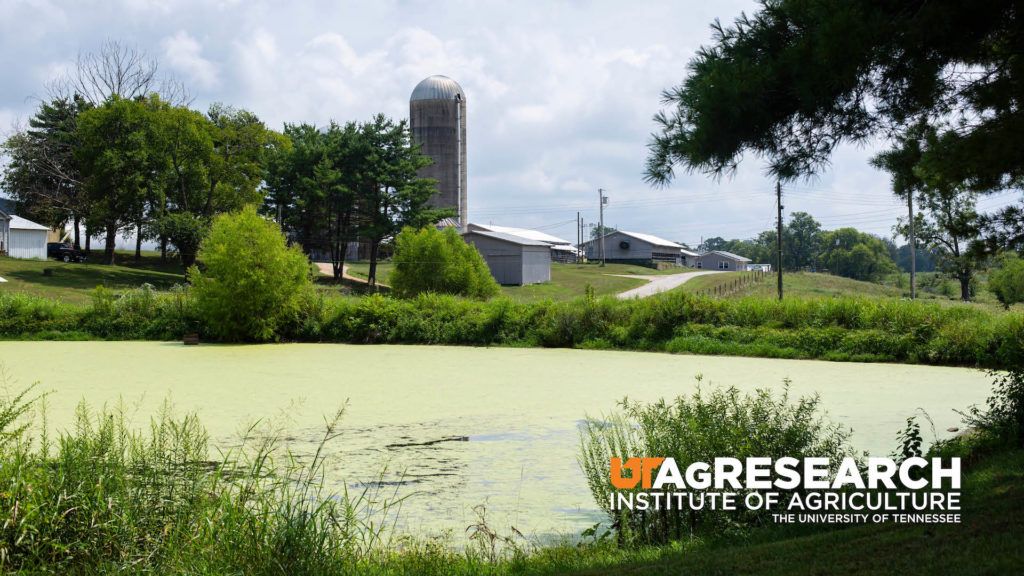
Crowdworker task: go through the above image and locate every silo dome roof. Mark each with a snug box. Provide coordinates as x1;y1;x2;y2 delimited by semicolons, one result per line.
410;75;464;101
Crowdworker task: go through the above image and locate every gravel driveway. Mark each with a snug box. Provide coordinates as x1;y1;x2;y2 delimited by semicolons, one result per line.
613;270;723;299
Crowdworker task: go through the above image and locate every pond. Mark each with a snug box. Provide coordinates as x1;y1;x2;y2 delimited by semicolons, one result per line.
0;342;992;542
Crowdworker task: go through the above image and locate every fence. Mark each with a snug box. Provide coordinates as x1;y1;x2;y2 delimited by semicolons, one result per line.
694;269;770;299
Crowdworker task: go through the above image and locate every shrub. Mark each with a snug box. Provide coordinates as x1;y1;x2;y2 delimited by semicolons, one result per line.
389;226;500;299
579;381;855;545
988;253;1024;309
189;206;314;341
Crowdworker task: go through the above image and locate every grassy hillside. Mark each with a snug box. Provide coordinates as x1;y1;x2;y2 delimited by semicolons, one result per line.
344;261;693;302
676;271;1020;314
0;253;185;305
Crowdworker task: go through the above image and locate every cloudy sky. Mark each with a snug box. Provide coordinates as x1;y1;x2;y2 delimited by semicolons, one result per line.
1;0;1019;247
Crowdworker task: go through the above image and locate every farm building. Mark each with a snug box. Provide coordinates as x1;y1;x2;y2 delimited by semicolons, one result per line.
462;229;551;285
681;248;699;267
696;250;751;271
0;210;49;259
466;223;579;262
581;230;685;266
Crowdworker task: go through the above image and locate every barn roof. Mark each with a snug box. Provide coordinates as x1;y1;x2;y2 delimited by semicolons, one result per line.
463;229;549;247
584;230;683;250
9;215;48;231
702;250;752;262
467;223;572;246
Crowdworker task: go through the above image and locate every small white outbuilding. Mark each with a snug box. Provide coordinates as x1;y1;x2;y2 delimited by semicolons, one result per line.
0;211;49;260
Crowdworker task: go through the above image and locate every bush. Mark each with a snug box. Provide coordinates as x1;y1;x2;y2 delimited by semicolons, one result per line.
189;206;314;341
579;381;855;545
988;253;1024;309
389;226;500;299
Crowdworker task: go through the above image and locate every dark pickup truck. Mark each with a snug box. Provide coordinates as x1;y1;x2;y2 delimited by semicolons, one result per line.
47;242;88;263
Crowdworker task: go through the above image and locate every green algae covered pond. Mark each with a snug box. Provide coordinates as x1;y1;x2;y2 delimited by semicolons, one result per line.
0;342;993;541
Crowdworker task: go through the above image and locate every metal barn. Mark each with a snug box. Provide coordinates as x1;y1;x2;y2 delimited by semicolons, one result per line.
696;250;751;271
581;230;685;265
0;212;48;259
462;230;551;286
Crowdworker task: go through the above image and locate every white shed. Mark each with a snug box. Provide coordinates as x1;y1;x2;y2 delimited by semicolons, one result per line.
462;229;551;285
3;214;49;259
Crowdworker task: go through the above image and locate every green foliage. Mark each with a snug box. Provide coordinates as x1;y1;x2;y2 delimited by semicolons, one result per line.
389;226;500;299
819;228;897;282
2;288;1023;368
645;0;1024;186
988;253;1024;309
579;382;854;544
267;115;446;286
959;366;1024;449
151;212;208;268
189;206;314;341
1;96;90;239
892;416;924;463
76;95;169;264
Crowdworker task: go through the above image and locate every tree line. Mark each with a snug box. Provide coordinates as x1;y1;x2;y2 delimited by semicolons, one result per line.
1;42;441;286
696;212;900;283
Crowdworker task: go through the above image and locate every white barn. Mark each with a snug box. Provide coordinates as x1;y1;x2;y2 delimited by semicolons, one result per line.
462;229;552;285
0;211;49;260
466;223;580;263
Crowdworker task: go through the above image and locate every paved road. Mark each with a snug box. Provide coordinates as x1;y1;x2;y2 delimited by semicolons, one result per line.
613;270;723;299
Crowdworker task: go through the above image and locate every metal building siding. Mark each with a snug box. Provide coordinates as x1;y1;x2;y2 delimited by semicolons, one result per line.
0;219;8;253
521;245;551;284
585;231;654;261
463;232;551;286
697;253;745;271
9;228;47;259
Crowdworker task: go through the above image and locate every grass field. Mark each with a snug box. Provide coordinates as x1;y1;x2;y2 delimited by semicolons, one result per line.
0;252;186;304
343;261;693;302
674;271;1021;314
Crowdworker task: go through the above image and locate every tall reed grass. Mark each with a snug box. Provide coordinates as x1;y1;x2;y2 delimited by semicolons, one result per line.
0;379;699;575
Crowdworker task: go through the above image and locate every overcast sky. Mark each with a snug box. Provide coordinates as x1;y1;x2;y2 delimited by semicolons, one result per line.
1;0;1019;247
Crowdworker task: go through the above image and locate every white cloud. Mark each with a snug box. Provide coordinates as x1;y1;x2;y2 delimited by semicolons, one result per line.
161;30;219;90
0;0;916;242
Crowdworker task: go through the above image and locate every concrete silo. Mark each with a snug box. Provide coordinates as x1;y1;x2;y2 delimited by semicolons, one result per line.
409;75;467;229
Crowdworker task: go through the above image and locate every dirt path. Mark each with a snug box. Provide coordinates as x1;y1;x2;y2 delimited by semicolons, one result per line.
315;262;366;284
612;270;723;299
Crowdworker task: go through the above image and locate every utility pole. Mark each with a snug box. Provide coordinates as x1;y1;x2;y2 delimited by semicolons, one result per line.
598;188;607;267
776;181;784;300
577;211;581;263
908;192;916;299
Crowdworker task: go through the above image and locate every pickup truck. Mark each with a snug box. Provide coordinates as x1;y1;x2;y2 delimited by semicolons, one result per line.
47;242;88;263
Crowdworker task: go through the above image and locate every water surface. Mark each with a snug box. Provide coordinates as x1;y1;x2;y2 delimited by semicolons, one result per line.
0;342;991;540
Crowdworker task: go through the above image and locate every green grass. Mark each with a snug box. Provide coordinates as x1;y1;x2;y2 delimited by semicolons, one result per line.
0;252;186;304
677;271;1022;314
345;261;691;302
500;263;653;302
345;261;395;284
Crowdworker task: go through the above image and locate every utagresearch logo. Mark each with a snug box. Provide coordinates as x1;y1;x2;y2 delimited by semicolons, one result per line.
609;457;962;524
